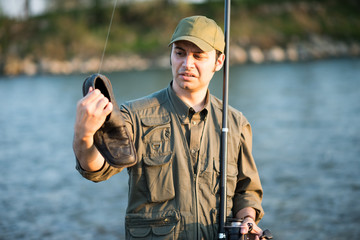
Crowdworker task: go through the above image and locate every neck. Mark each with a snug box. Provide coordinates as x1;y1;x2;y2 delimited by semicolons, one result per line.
172;85;207;112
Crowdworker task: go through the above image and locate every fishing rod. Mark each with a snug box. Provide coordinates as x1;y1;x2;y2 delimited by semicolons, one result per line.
218;1;273;240
218;0;231;238
98;0;118;74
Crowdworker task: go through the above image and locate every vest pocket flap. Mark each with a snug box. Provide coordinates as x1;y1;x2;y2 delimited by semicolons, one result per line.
214;158;238;176
152;224;176;236
127;225;176;237
128;227;151;238
126;211;180;237
141;115;170;127
143;152;172;166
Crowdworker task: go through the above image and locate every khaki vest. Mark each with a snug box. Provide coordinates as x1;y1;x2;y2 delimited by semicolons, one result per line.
120;86;263;239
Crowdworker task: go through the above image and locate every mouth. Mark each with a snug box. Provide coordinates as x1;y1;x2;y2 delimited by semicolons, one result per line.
180;72;197;79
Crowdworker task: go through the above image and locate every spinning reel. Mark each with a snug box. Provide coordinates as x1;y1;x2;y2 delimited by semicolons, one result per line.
224;219;273;240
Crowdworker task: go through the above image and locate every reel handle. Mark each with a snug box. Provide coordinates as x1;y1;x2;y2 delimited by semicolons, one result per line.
260;229;273;239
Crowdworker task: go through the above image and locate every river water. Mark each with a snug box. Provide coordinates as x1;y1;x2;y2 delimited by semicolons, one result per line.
0;58;359;240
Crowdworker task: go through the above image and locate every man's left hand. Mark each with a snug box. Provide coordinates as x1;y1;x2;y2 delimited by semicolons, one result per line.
239;217;263;240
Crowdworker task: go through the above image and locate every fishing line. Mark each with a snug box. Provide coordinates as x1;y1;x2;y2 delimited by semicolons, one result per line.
98;0;118;74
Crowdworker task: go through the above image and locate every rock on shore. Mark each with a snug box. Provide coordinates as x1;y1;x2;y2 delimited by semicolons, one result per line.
2;36;360;76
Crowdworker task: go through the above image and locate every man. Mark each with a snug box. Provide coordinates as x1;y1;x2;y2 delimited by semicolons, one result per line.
73;16;264;239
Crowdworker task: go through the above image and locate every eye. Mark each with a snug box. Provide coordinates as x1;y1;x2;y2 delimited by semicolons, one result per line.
176;51;185;57
194;53;206;60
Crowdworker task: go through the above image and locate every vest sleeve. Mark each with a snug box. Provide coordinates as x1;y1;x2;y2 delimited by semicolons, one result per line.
232;122;264;223
75;157;123;182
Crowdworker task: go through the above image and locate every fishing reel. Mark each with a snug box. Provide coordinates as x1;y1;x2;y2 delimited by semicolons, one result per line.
224;218;273;240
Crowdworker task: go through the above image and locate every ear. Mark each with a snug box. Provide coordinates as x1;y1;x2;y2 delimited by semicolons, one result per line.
215;53;225;72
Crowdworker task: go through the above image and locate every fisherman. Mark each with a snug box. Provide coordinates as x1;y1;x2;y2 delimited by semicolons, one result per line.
73;15;265;239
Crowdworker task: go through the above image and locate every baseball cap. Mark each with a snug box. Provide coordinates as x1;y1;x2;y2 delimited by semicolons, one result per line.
169;16;225;53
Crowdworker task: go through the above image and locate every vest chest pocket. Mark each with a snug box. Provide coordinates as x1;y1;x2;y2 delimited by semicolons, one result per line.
141;116;174;202
142;116;172;157
143;153;175;202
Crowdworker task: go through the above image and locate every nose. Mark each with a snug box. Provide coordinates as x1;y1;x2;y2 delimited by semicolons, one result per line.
183;54;195;68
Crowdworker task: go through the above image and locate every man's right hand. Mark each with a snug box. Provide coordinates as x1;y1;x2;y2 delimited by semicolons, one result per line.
74;87;113;142
73;87;113;171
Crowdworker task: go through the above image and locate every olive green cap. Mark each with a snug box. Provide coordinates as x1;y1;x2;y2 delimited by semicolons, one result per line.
169;16;225;53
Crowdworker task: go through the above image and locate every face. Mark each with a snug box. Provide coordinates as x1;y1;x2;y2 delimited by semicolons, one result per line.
171;41;224;95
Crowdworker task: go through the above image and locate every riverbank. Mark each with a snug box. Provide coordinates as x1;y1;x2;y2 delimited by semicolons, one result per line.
3;35;360;76
1;0;360;76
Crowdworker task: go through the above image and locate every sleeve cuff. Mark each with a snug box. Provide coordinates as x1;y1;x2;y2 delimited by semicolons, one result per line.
75;157;108;182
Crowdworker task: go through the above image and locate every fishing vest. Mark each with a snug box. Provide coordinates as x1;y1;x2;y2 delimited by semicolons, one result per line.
121;85;255;240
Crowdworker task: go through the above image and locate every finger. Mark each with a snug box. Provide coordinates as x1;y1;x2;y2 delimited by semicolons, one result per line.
89;91;110;108
240;224;248;235
83;85;94;95
94;95;110;113
82;89;101;105
77;90;101;114
103;102;113;116
250;225;263;237
254;225;263;235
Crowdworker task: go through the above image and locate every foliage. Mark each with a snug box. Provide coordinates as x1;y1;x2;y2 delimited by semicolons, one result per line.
0;0;359;63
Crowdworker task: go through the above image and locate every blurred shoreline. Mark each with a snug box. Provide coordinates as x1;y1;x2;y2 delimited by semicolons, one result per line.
1;0;360;76
3;36;360;76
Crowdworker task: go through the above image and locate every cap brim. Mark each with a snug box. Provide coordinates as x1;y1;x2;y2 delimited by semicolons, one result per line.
169;36;214;52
